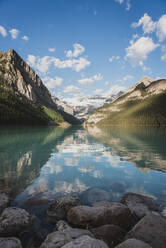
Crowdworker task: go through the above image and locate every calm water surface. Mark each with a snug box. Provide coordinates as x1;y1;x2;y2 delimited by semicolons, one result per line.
0;125;166;212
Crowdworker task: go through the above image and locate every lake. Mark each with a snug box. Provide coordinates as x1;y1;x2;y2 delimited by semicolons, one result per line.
0;125;166;217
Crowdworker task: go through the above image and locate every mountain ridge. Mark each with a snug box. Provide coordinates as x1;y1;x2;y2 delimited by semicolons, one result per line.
0;49;80;126
85;77;166;127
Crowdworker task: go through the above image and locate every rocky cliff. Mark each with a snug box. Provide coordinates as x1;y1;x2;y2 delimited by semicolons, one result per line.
85;77;166;127
0;49;80;125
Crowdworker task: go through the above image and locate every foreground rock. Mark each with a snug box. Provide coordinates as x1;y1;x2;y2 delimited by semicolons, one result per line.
23;216;49;248
115;239;152;248
0;207;33;236
67;202;132;230
0;193;10;214
125;213;166;248
161;205;166;218
0;237;22;248
80;188;110;205
91;224;126;248
40;221;94;248
61;235;109;248
121;193;159;220
46;195;81;224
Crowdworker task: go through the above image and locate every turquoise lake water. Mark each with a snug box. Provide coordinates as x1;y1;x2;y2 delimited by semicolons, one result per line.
0;126;166;210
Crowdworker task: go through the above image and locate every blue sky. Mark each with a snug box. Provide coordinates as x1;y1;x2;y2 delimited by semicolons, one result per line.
0;0;166;104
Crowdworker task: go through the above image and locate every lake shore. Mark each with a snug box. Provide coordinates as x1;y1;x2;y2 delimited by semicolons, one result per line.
0;189;166;248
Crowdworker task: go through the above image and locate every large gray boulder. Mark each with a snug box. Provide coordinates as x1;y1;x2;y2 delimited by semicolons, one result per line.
121;193;159;220
0;207;33;236
46;195;81;224
0;193;10;214
0;237;22;248
61;235;109;248
91;224;126;248
115;239;152;248
80;188;110;205
67;202;132;230
125;213;166;248
40;224;94;248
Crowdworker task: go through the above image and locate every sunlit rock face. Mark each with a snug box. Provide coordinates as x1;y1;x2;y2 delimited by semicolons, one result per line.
0;49;55;108
85;76;166;126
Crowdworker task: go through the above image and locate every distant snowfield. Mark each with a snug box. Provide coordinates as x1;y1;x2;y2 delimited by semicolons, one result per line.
62;96;108;108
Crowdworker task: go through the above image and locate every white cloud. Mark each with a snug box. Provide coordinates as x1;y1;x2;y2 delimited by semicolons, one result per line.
116;75;134;83
65;43;85;58
132;34;139;40
109;56;120;63
53;57;91;72
63;85;80;94
105;81;109;86
48;47;56;52
115;0;131;10
132;13;156;34
27;50;90;74
115;0;124;4
161;46;166;61
106;85;126;96
94;89;103;95
9;29;19;39
132;14;166;42
22;35;29;41
27;55;36;66
126;36;159;66
156;15;166;42
43;77;63;89
78;73;103;85
0;25;7;37
27;55;53;74
142;65;152;74
122;75;134;81
126;0;131;11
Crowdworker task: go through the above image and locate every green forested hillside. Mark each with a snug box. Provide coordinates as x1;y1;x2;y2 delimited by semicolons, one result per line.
0;76;65;125
0;49;81;126
96;91;166;127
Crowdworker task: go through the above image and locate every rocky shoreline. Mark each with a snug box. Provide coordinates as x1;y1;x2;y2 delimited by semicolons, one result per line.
0;189;166;248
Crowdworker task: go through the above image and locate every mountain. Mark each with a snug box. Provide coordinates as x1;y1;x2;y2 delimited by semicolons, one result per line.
85;77;166;127
53;97;74;115
57;92;123;122
0;49;80;126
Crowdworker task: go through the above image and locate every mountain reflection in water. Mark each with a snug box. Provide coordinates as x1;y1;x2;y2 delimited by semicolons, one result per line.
0;126;166;208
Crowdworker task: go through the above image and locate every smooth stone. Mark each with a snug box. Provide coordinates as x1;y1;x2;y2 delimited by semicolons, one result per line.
91;224;126;248
0;193;10;214
115;239;152;248
0;207;33;236
46;195;81;224
80;188;110;205
40;226;94;248
61;235;109;248
25;197;50;206
0;237;22;248
121;193;159;220
125;213;166;248
55;220;71;231
67;202;132;230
